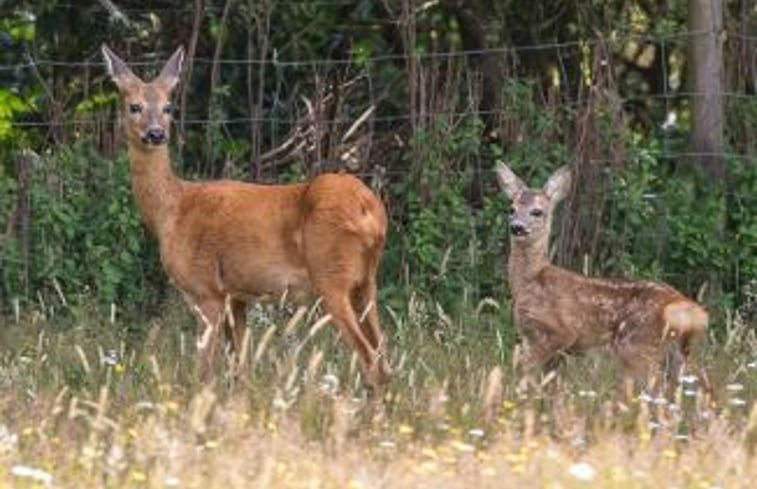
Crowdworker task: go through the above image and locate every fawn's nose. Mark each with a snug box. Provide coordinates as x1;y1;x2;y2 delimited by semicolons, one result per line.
144;126;166;145
510;222;528;236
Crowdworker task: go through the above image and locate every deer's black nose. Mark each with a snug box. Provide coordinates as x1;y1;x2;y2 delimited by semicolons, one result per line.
144;127;166;144
510;223;528;236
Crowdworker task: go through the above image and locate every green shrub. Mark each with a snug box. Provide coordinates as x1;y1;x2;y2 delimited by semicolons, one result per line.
2;143;163;315
607;145;757;320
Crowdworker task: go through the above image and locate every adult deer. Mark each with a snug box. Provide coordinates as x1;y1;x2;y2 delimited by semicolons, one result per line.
102;45;390;390
495;162;709;391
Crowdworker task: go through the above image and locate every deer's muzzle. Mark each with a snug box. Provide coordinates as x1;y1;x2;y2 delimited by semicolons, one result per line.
510;222;528;237
142;126;167;145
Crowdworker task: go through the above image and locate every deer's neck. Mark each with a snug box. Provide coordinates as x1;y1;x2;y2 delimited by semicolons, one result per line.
127;145;183;237
508;234;551;296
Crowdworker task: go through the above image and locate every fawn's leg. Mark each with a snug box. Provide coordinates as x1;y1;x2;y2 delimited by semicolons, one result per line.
615;335;668;397
515;323;577;393
518;321;578;372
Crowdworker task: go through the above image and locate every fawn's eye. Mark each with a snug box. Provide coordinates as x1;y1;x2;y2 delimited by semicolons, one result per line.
530;209;544;217
509;206;516;215
129;103;143;114
163;104;174;115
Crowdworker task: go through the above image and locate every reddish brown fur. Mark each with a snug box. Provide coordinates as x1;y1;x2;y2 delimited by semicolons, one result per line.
496;162;708;387
102;45;390;388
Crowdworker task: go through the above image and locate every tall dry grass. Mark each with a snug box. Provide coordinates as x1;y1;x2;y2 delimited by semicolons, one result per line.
0;293;755;488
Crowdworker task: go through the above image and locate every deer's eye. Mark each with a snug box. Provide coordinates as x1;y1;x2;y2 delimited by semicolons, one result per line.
509;206;516;215
128;103;143;114
530;209;544;217
163;104;174;115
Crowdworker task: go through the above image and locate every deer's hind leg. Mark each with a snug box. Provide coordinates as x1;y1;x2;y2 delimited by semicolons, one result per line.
351;240;388;355
616;323;694;401
352;273;391;380
321;289;385;385
303;222;388;391
668;330;713;401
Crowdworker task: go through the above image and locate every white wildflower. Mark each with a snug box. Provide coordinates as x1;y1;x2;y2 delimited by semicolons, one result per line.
165;475;180;486
103;349;120;366
661;111;677;130
319;374;339;395
568;462;597;481
378;440;396;450
10;465;53;485
0;425;18;453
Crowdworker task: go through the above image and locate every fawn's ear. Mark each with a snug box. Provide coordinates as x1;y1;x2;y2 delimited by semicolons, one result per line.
543;165;572;204
495;161;526;199
155;46;185;91
101;44;140;91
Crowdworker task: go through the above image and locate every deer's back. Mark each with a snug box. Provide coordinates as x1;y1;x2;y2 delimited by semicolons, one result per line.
160;174;385;301
300;173;387;249
512;265;689;350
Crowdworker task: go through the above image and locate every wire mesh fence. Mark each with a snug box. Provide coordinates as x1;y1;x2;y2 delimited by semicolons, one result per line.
1;24;755;314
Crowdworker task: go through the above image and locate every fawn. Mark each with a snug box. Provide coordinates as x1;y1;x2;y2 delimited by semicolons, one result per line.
495;162;709;391
102;45;390;389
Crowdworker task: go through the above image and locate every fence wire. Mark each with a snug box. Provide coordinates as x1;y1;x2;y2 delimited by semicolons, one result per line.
0;24;755;310
1;29;754;71
3;29;755;192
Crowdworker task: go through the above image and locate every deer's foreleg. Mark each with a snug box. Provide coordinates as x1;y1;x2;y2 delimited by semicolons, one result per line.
517;318;578;373
186;295;225;380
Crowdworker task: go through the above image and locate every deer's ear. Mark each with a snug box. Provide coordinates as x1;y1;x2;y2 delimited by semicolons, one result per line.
495;161;526;199
101;44;140;90
543;165;572;204
155;46;185;90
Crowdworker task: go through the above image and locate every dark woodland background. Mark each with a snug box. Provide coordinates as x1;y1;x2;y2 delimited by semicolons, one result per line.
0;0;755;332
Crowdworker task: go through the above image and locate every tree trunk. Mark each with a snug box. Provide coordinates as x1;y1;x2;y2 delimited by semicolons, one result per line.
688;0;724;181
688;0;725;306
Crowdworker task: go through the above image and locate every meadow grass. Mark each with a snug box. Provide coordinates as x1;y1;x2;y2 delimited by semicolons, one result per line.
0;294;755;488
